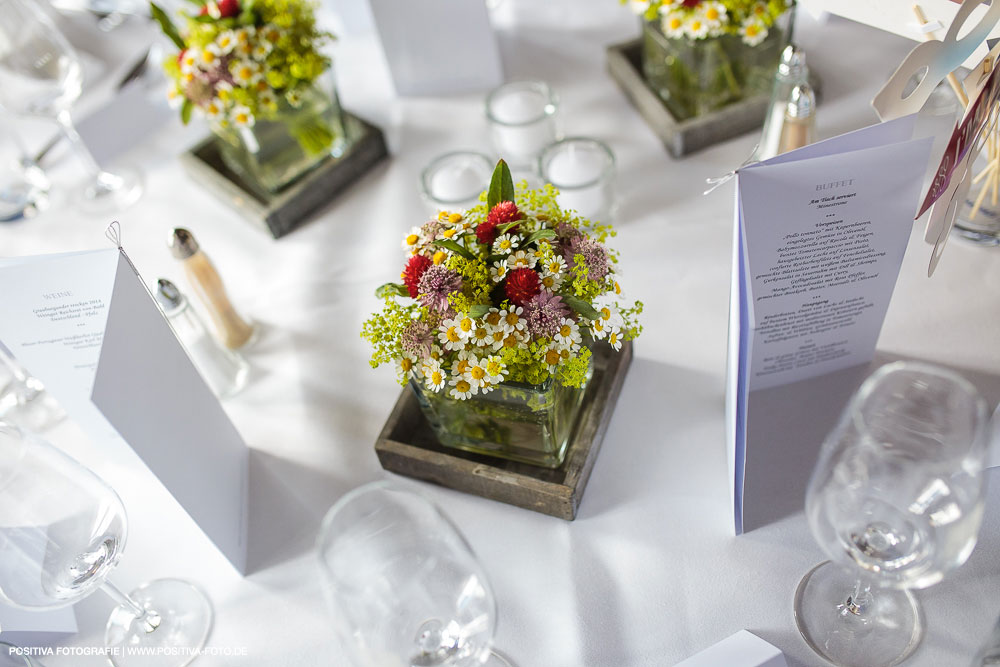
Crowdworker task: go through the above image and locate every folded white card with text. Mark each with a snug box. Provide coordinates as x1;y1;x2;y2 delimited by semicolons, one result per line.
0;248;249;573
726;116;933;534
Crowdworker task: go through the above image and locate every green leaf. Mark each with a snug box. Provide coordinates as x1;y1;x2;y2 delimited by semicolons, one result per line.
487;159;515;210
150;2;186;50
432;239;475;261
525;229;556;245
180;99;193;125
467;304;490;319
375;283;409;299
497;220;521;235
563;295;601;321
485;253;507;265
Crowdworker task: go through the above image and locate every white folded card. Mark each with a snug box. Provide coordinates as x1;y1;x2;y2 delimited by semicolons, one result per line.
367;0;503;95
674;631;787;667
0;247;249;573
726;116;933;534
0;603;77;648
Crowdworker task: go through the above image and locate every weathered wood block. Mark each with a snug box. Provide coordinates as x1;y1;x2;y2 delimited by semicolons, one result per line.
608;39;820;158
375;341;633;520
180;113;388;238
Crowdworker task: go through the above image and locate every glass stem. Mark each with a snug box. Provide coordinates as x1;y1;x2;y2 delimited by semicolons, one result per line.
101;581;162;633
54;110;107;180
844;578;874;616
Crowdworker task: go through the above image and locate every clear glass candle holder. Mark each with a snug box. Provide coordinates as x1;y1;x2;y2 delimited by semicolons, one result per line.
538;137;616;223
0;132;49;223
420;150;494;216
485;81;560;169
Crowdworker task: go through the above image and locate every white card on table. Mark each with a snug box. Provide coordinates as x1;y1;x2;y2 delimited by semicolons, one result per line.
674;630;787;667
0;603;77;648
0;249;249;573
367;0;503;96
726;116;933;534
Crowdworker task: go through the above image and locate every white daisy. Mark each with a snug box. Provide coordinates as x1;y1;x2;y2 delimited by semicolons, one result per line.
492;233;519;255
541;255;566;278
539;273;564;292
260;24;283;44
214;80;234;105
463;355;491;389
401;226;423;252
506;250;537;270
662;11;686;38
606;326;624;352
741;17;768;46
422;358;446;391
590;317;608;340
500;306;526;334
469;321;492;348
449;377;476;400
251;41;272;61
597;304;625;330
203;99;224;120
456;315;476;340
438;318;465;351
700;1;727;29
199;46;222;69
554;318;582;350
258;89;278;111
285;89;303;108
166;86;184;109
491;260;509;283
230;60;261;87
628;0;649;14
484;355;507;383
213;30;238;55
179;50;199;73
231;105;255;128
685;16;711;39
396;354;419;383
542;345;563;368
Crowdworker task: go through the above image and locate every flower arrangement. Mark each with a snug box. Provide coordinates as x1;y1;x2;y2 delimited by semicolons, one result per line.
362;161;642;402
627;0;792;45
150;0;333;151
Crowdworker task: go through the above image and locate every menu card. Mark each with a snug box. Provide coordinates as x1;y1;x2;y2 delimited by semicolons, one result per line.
726;115;933;534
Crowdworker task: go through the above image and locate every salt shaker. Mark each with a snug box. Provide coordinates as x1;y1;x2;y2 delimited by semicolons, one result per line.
168;228;256;350
156;279;250;398
777;83;817;155
758;45;810;161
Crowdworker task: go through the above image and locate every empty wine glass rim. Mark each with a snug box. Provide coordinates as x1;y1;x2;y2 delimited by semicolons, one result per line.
538;137;615;191
485;81;558;127
851;360;988;455
420;150;494;205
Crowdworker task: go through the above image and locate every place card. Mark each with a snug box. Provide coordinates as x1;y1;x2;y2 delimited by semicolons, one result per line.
674;631;786;667
726;115;933;534
0;248;249;573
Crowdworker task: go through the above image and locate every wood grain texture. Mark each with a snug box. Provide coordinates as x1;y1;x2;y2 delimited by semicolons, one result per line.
375;341;633;520
180;113;388;238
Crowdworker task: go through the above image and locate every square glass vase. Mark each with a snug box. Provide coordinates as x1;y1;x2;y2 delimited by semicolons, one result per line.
641;15;790;121
409;365;592;469
212;74;350;196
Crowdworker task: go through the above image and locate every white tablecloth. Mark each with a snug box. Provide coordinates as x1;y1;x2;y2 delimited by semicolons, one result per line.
2;2;1000;665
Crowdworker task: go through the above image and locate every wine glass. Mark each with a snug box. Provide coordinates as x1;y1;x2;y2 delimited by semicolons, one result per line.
0;641;41;667
317;482;515;667
0;345;65;432
794;361;989;667
0;128;49;222
0;423;212;667
0;0;142;211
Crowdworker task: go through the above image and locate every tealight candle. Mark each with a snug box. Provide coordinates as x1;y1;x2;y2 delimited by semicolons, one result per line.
486;81;560;168
420;151;494;216
538;137;616;223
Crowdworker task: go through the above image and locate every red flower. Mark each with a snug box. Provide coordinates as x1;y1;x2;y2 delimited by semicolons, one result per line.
504;268;540;307
177;49;187;64
199;0;240;17
476;201;522;245
402;254;432;298
681;0;701;7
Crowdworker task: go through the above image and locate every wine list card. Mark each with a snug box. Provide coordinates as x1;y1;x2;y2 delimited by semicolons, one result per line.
0;248;249;573
726;115;933;535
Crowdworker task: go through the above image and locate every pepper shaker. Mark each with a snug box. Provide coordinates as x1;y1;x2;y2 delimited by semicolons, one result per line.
758;45;810;161
168;228;256;350
777;83;817;155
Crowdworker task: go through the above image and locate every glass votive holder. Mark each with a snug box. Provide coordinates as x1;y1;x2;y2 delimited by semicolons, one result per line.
420;150;493;216
0;133;49;223
538;137;616;223
485;80;560;169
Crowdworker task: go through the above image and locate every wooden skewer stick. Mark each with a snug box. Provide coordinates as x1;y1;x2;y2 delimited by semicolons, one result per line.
970;163;993;220
913;4;970;107
973;158;998;185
